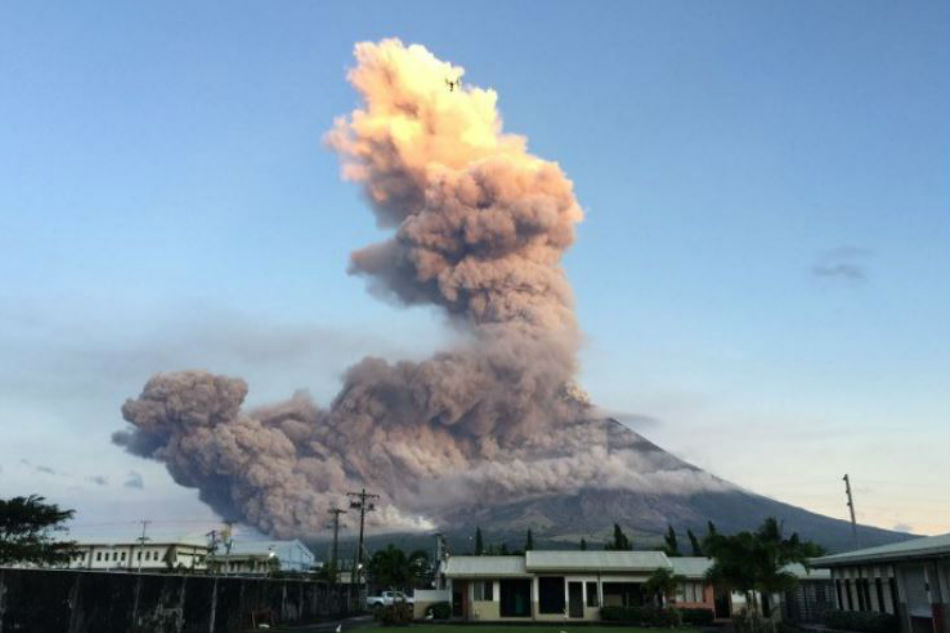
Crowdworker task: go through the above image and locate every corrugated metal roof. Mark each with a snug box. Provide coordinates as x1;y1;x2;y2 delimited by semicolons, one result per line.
811;534;949;567
783;563;831;580
442;556;528;577
526;550;669;572
669;557;712;578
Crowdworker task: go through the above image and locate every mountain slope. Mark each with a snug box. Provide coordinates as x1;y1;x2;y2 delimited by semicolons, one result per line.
434;419;909;552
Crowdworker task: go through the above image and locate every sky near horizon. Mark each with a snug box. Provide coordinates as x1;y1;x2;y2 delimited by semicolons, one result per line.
1;1;947;541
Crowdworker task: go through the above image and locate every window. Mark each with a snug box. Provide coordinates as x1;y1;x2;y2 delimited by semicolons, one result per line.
888;577;899;616
473;581;494;601
112;552;118;561
875;578;885;613
586;582;598;607
96;552;102;561
835;580;843;609
137;552;142;561
121;552;127;561
845;579;854;611
857;578;866;610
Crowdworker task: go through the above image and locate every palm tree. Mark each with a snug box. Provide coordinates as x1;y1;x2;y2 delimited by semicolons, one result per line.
704;518;824;633
644;566;685;607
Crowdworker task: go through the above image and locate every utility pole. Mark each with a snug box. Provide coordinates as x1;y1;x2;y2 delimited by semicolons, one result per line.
843;474;858;547
327;507;346;576
347;488;378;596
136;520;151;573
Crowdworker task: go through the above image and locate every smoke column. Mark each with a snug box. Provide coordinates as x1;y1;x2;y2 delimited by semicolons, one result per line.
114;40;729;537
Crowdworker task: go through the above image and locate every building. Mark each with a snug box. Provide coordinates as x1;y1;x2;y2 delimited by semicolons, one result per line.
437;550;832;624
441;550;687;622
208;539;316;575
669;556;721;615
63;538;210;572
812;533;950;633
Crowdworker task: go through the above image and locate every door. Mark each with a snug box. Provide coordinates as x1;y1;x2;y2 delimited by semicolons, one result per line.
569;582;584;618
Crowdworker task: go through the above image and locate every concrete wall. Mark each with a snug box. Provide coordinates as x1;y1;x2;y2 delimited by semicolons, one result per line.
0;567;353;633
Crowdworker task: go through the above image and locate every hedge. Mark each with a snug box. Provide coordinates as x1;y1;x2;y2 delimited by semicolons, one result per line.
426;601;451;620
600;605;682;626
680;607;716;625
825;610;900;633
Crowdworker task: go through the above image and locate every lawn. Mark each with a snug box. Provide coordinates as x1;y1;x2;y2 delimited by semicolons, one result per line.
360;625;700;633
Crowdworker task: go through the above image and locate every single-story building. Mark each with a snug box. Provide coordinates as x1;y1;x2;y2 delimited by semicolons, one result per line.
812;533;950;633
438;550;832;624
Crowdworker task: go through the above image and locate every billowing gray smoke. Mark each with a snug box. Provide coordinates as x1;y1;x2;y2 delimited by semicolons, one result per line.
113;39;731;537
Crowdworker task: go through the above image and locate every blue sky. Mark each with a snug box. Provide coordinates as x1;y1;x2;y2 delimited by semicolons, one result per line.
1;1;947;540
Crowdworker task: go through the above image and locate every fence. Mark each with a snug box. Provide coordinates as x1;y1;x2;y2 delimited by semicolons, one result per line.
0;567;355;633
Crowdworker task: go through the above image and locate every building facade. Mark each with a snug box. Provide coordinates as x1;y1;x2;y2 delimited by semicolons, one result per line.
64;539;210;572
208;539;316;575
441;551;696;623
438;550;832;624
812;533;950;633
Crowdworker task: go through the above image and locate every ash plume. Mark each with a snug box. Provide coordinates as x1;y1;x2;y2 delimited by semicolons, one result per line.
113;39;730;538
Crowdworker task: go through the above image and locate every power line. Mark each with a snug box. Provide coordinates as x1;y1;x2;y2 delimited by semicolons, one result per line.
346;488;378;590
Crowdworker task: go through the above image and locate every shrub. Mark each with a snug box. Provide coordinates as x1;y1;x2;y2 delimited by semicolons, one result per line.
375;603;413;626
600;605;682;626
426;601;451;620
825;610;900;633
679;607;716;625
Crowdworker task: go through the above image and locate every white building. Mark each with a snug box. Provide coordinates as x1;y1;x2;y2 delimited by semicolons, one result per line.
208;539;315;575
64;538;210;572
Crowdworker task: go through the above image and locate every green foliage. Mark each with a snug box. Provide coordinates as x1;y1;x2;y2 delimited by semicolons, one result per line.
367;544;431;590
474;527;483;556
687;529;703;556
580;538;587;551
375;602;413;626
704;518;825;631
644;566;686;604
524;529;534;552
679;608;715;625
599;605;682;626
426;601;452;620
605;523;633;550
825;610;900;633
733;609;770;633
0;495;78;566
664;525;681;556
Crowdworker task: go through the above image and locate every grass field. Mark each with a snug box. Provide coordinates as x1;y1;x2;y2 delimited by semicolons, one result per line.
359;625;700;633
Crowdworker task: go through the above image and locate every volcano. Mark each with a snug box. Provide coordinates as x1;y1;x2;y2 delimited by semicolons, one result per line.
366;418;910;554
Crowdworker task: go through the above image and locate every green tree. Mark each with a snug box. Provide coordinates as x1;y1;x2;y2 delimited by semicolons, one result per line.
605;523;632;551
474;527;484;556
687;529;703;556
367;545;431;590
499;543;509;555
664;524;681;556
579;538;587;551
703;518;824;633
524;529;534;551
644;566;686;606
0;495;78;566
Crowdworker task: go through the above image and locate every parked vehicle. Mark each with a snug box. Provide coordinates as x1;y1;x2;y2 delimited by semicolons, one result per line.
366;590;414;609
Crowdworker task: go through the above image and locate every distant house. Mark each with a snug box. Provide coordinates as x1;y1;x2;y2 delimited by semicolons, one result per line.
435;550;831;624
208;539;315;575
63;538;210;571
812;533;950;633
